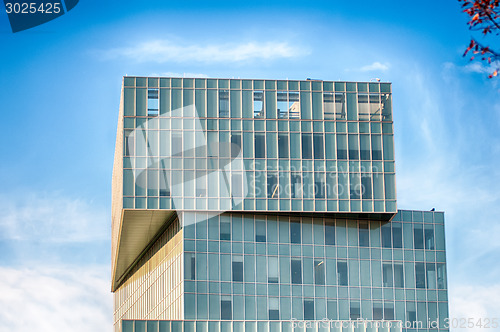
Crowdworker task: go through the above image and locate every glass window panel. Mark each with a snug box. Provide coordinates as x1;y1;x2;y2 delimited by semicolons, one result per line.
303;258;313;284
233;257;243;282
244;255;255;282
346;93;357;120
414;224;424;249
394;263;404;288
313;134;324;159
325;220;335;245
337;261;348;286
358;94;369;121
230;90;241;118
207;89;217;117
288;92;300;118
383;263;393;287
384;174;395;200
266;91;277;118
392;223;403;248
255;133;265;158
371;135;382;160
267;132;277;159
314;172;326;199
383;135;394;160
323;92;335;119
268;256;279;283
304;300;314;320
290;173;302;199
291;259;302;284
255;219;266;242
253;91;264;118
300;91;312;119
220;254;231;281
381;223;392;248
221;297;232;320
425;225;435;250
348;134;359;160
314;260;325;285
361;174;372;199
312;91;323;120
359;135;370;160
382;93;392;121
302;134;313;159
290;133;301;159
277;91;288;118
337;134;347;160
278;134;289;158
335;93;346;120
359;222;369;247
415;263;426;288
350;173;361;199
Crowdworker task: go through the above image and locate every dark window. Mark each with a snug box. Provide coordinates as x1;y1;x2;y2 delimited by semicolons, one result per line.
304;300;314;320
230;134;241;158
313;134;324;159
359;135;371;160
384;303;395;320
220;221;230;241
302;134;313;159
220;300;232;320
359;222;369;247
371;135;382;160
291;259;302;284
314;260;325;285
255;134;265;158
269;309;279;320
415;263;426;288
348;134;359;160
337;134;347;160
361;175;372;199
232;261;243;282
425;226;435;250
392;223;403;248
394;264;404;288
414;225;424;249
381;224;392;248
337;261;348;286
267;173;278;198
278;134;289;158
291;173;302;198
325;221;335;245
290;221;301;244
350;302;361;320
373;302;383;320
255;220;266;242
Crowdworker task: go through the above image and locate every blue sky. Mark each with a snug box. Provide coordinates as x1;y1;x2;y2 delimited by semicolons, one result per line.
0;0;499;331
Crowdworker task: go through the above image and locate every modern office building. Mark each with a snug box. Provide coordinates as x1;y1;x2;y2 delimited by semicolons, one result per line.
111;77;449;332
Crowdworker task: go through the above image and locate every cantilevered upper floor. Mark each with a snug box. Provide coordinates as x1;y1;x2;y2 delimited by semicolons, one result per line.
111;76;397;291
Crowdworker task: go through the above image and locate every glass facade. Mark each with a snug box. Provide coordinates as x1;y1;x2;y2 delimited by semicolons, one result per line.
112;77;449;332
121;77;396;214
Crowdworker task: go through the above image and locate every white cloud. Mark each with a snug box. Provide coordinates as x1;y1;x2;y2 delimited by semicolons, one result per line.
0;265;112;332
449;284;500;331
0;192;108;243
152;72;208;78
102;39;308;63
444;61;499;75
359;61;390;72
